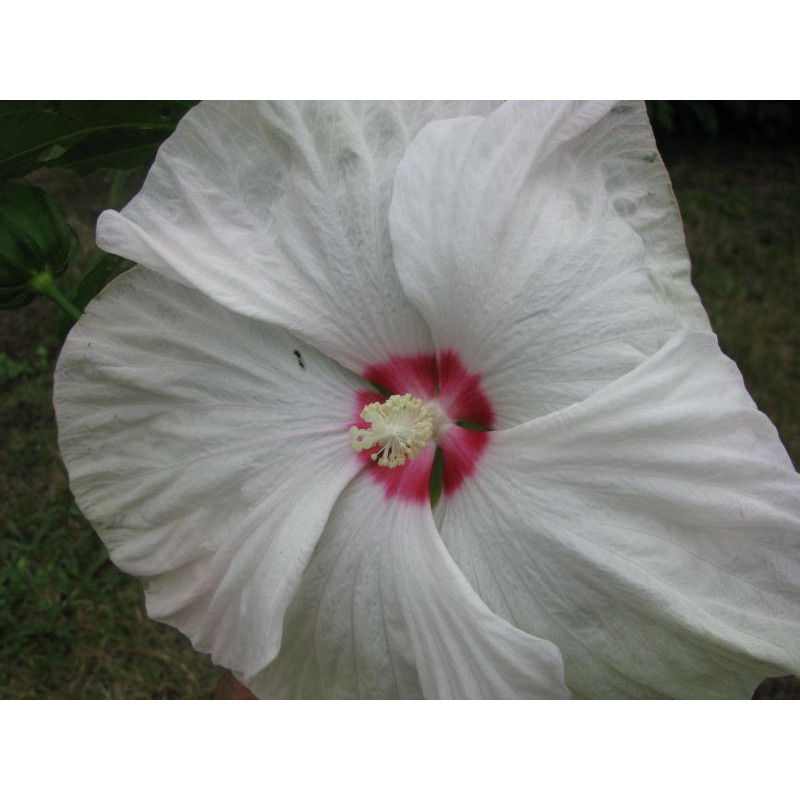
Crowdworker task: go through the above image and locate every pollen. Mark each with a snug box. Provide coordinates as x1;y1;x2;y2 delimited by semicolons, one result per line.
350;393;435;468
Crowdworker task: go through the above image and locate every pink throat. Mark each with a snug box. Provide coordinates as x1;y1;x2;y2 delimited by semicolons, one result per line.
352;351;494;504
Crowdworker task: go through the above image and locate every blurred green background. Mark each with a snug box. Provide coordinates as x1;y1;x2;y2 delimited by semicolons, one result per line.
0;102;797;699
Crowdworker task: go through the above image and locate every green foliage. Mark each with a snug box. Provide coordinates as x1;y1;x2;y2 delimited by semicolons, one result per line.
0;181;77;309
0;162;217;698
0;338;219;698
0;102;195;325
0;504;106;648
57;253;132;337
0;101;197;180
0;497;219;699
663;141;800;469
647;101;799;143
428;447;445;506
0;346;49;384
0;352;30;381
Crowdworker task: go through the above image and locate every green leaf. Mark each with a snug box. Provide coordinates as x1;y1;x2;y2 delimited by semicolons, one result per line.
0;101;197;180
57;253;132;337
0;351;32;382
455;419;493;431
109;169;137;209
428;446;445;507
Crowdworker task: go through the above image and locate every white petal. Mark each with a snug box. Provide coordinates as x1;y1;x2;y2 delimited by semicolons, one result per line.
247;471;569;699
437;330;800;698
390;101;709;426
97;101;498;372
54;267;367;680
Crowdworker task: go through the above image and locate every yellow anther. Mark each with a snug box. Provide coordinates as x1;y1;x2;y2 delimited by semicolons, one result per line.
349;393;435;468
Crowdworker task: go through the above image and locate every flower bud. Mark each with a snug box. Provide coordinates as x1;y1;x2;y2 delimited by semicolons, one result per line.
0;182;77;309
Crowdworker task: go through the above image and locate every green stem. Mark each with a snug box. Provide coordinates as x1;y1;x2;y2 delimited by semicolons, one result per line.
28;270;82;321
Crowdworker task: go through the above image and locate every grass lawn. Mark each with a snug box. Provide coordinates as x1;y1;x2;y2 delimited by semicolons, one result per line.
1;139;798;699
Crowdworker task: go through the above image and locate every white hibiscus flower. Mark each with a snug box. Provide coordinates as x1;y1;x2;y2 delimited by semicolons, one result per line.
54;101;800;699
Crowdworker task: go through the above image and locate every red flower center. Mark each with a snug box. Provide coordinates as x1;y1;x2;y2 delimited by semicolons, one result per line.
352;350;494;504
